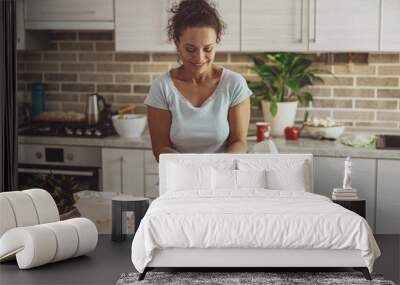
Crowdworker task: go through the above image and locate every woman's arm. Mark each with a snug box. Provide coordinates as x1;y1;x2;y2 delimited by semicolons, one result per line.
226;97;251;153
147;106;179;162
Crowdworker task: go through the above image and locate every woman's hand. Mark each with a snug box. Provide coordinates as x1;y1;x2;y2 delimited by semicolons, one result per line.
226;97;251;153
147;106;178;162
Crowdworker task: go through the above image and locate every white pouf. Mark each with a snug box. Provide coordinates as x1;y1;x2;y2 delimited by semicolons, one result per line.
42;221;79;262
0;218;98;269
64;218;98;257
0;196;17;237
0;226;57;269
0;189;98;269
24;188;60;223
1;191;39;227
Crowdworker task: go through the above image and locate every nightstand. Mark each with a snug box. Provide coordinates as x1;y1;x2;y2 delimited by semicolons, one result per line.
112;195;150;242
332;199;366;218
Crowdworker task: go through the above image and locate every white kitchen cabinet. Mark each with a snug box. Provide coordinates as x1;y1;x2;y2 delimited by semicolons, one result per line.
144;150;159;198
144;150;158;174
242;0;381;52
145;174;159;198
313;157;377;230
381;0;400;51
24;0;114;30
115;0;174;52
308;0;380;52
214;0;240;52
115;0;240;52
102;148;144;196
102;149;160;198
17;0;50;50
376;159;400;234
241;0;308;52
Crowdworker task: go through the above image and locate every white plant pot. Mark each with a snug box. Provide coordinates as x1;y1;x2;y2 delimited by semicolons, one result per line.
261;100;298;137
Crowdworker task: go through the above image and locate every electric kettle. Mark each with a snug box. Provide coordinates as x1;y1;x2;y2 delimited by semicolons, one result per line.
86;93;106;125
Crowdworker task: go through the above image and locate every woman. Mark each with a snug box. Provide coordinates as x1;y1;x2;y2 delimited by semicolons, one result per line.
145;0;252;161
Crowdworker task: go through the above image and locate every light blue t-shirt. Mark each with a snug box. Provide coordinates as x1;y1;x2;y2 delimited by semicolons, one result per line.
144;67;253;153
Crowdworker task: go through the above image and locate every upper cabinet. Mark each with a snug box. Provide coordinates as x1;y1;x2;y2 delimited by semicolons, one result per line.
24;0;114;30
242;0;380;52
17;0;50;50
215;0;241;52
115;0;240;52
308;0;380;52
17;0;400;52
381;0;400;51
115;0;174;52
241;0;308;52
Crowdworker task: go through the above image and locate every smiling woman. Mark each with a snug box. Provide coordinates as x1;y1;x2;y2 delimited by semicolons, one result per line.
144;0;253;162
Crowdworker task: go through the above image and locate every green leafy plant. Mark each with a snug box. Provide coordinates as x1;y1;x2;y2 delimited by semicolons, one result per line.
19;173;80;214
248;53;323;117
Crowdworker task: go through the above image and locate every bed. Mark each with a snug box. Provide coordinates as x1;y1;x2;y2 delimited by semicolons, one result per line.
131;154;380;281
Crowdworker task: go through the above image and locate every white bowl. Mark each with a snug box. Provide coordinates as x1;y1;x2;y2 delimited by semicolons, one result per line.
112;114;147;138
304;125;345;140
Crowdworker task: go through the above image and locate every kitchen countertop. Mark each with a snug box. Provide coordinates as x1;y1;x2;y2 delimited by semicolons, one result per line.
19;135;153;149
18;133;400;160
261;137;400;159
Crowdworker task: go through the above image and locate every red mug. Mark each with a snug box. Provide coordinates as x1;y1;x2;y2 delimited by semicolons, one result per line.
256;122;269;142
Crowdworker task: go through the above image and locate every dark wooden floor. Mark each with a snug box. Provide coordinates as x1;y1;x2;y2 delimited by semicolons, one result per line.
0;235;134;285
1;235;399;285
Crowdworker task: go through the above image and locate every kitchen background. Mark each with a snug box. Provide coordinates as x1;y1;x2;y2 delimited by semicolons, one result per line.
12;1;400;282
16;31;400;134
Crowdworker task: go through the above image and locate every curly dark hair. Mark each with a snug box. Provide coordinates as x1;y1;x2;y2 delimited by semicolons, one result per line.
167;0;226;43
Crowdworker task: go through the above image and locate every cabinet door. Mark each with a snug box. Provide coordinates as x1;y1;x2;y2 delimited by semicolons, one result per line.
314;157;376;230
115;0;174;52
144;150;159;198
309;0;380;51
145;174;159;198
376;159;400;234
144;150;158;174
25;0;114;21
241;0;307;52
381;0;400;51
102;148;144;196
215;0;240;52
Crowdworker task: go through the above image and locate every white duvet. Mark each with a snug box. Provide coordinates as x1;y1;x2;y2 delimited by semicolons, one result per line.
131;190;380;273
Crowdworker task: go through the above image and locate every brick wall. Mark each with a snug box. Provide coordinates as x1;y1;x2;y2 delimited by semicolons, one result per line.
17;31;400;133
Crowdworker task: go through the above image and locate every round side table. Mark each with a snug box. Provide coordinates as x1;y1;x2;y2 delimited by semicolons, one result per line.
112;195;150;242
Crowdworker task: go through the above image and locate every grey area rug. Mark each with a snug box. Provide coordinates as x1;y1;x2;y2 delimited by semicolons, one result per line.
116;271;396;285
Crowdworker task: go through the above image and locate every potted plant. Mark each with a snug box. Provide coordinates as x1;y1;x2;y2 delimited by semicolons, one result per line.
248;53;323;136
19;173;81;219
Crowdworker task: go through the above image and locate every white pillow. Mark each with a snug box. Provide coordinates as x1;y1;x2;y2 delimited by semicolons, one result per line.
211;168;268;190
212;168;236;190
237;159;308;191
265;162;307;191
167;162;212;191
236;169;268;189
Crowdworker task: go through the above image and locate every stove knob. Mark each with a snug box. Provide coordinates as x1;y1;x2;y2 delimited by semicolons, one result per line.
94;130;102;137
35;152;43;159
65;128;74;135
85;129;92;136
76;129;83;136
66;153;74;161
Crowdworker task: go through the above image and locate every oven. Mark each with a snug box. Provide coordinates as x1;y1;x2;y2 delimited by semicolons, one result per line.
18;144;102;191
